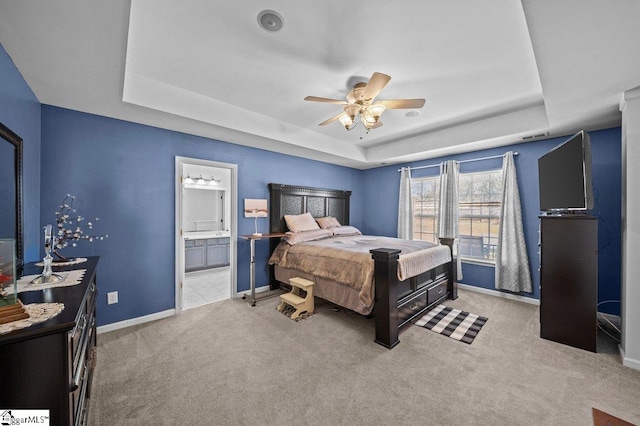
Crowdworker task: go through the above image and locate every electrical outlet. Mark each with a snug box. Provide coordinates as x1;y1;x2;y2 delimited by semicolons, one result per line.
107;291;118;305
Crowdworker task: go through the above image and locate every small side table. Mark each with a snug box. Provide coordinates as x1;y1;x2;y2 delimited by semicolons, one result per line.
240;233;286;306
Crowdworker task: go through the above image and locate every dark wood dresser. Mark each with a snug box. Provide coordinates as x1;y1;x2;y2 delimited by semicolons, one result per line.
539;216;597;352
0;256;99;425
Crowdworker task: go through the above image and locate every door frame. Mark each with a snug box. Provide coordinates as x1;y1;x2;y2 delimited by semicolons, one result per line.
175;156;238;313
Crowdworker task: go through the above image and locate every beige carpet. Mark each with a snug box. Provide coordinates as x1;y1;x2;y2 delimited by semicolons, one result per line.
88;289;640;425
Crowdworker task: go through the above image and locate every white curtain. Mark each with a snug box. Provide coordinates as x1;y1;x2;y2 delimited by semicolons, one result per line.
495;151;533;293
398;167;413;239
438;160;462;279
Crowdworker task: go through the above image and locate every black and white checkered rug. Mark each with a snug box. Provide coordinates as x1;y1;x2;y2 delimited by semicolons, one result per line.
415;304;488;344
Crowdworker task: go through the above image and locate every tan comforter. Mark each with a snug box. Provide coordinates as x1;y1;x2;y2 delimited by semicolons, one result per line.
268;235;451;308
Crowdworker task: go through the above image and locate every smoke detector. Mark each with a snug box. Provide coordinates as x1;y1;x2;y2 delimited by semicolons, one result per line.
258;10;285;32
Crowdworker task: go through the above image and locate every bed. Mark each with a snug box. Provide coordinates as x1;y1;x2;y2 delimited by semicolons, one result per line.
267;183;457;349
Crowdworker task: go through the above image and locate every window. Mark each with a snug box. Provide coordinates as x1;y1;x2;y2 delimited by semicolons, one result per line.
458;170;502;261
410;169;502;262
411;176;440;244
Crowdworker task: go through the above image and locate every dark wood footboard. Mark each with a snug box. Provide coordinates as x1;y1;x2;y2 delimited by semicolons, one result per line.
268;183;458;350
371;238;457;349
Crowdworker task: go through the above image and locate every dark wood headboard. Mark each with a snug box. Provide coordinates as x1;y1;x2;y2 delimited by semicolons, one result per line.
268;183;352;233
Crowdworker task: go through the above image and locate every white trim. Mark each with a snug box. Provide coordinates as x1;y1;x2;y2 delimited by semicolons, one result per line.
458;284;640;369
620;345;640;371
237;284;273;298
97;309;175;334
175;156;238;312
461;257;495;267
457;282;539;305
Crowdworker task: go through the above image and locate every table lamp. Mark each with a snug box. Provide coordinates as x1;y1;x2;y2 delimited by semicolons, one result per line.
244;199;268;236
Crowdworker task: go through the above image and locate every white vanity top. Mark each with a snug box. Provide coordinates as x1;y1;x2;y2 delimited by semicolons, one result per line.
184;231;230;240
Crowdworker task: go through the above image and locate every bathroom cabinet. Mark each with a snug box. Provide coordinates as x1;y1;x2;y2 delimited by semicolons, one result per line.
185;237;229;271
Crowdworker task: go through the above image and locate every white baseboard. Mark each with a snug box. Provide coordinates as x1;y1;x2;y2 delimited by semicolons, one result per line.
457;284;640;370
97;309;176;334
96;286;266;334
237;284;272;298
619;345;640;370
457;282;540;306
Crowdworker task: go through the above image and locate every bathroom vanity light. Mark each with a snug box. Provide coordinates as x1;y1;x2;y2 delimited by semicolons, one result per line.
183;174;220;186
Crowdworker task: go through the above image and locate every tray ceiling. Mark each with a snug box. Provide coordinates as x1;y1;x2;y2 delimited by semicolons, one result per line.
1;1;639;168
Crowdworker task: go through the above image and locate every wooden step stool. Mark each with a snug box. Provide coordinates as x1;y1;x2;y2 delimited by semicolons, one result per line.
277;277;314;320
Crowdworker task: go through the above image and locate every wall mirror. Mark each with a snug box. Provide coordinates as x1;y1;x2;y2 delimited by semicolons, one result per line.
0;121;23;272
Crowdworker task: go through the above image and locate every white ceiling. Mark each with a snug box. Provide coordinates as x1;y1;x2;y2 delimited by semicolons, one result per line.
1;1;639;169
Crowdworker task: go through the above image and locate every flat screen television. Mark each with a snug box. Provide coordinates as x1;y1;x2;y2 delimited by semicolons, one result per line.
538;130;594;212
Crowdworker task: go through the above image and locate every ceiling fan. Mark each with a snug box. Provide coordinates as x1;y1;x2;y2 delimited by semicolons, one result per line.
304;72;425;132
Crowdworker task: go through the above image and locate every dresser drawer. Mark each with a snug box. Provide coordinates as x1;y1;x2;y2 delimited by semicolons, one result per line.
396;278;413;300
427;280;447;304
70;280;97;426
415;269;435;291
71;282;96;373
397;289;427;326
433;263;447;280
0;257;99;426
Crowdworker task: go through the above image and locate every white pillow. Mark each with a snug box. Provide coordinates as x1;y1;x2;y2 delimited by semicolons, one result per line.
284;212;320;233
284;228;332;245
331;225;362;236
316;216;341;229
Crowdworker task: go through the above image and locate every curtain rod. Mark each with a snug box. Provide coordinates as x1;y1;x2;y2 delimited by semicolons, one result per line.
397;152;518;172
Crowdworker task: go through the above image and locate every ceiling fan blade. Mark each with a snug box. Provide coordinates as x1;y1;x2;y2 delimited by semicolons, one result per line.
378;99;425;109
319;112;345;126
362;72;391;103
304;96;346;105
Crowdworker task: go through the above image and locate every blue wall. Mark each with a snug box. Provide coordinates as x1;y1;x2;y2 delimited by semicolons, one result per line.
1;41;623;325
362;128;622;310
40;106;363;326
0;43;41;262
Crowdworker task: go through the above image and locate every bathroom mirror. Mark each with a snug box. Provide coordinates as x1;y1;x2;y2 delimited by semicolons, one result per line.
0;122;23;272
182;188;226;232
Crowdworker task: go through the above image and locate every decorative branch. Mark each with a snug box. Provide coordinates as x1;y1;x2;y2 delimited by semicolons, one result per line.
54;194;108;253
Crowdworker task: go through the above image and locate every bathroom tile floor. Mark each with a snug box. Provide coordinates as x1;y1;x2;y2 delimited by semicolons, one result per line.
183;267;231;309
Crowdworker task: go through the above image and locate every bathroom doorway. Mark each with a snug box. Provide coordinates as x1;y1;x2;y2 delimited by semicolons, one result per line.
175;157;237;312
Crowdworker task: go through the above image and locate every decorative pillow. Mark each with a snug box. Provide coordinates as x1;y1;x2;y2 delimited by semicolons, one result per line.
316;216;341;229
330;225;362;236
284;228;332;245
284;212;320;232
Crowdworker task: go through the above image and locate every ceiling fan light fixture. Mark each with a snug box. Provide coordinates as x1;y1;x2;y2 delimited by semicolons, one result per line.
343;104;359;121
339;115;353;130
365;104;385;122
305;71;424;133
347;84;366;105
362;110;375;125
